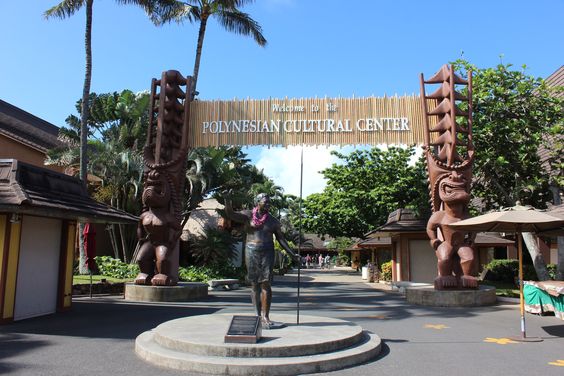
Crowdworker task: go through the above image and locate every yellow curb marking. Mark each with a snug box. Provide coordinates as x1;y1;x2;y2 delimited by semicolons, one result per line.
548;360;564;367
424;324;449;330
483;337;519;344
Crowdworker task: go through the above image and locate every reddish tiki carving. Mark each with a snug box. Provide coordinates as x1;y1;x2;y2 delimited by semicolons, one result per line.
420;65;477;289
135;70;193;286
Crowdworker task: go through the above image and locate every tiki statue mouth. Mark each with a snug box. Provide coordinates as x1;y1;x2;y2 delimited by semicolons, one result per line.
439;172;469;204
143;171;169;206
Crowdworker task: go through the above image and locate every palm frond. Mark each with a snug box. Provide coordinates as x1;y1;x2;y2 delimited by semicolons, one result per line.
151;1;199;25
44;0;86;19
215;8;266;46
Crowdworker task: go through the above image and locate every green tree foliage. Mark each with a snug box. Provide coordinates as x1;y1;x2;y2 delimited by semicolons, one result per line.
326;237;356;252
454;60;563;210
299;146;430;238
45;0;167;273
454;60;563;280
47;90;150;263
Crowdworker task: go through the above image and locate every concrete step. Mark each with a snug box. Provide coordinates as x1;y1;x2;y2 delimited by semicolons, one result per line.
135;313;382;375
136;330;381;376
151;313;365;357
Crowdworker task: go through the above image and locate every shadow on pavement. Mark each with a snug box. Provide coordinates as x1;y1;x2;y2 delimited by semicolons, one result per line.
0;300;219;340
542;324;564;338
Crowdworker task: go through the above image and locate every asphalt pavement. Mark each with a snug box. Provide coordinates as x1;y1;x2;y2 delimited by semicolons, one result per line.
1;267;563;376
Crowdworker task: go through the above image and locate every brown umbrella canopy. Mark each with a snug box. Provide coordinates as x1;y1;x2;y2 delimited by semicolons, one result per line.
447;209;564;233
446;206;564;341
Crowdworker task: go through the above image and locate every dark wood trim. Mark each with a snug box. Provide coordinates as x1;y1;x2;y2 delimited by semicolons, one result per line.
401;237;410;281
0;216;11;317
57;220;69;312
9;216;24;321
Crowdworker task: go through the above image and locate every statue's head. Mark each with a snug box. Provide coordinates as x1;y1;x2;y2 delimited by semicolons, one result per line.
254;193;271;213
143;170;170;207
438;170;470;205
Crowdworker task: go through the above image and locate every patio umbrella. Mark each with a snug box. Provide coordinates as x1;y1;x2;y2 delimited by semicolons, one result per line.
447;205;564;342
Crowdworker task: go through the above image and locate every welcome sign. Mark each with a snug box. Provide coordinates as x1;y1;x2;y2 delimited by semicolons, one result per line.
188;96;430;147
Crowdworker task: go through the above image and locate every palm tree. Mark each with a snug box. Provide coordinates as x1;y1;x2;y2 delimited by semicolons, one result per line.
190;226;236;266
250;179;284;215
44;0;166;274
154;0;267;95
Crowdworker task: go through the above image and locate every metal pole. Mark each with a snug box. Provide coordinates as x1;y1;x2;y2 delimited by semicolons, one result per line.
89;269;93;299
518;233;525;339
297;145;304;325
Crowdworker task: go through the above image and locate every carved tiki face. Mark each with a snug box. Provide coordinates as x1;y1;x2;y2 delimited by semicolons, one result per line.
142;170;170;208
438;170;470;205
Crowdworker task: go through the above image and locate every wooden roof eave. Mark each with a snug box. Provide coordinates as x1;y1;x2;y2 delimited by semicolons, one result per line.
0;205;138;224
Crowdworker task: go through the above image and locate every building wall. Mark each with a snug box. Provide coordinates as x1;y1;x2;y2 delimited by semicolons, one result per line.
0;134;63;172
409;239;436;283
0;214;75;323
14;216;61;320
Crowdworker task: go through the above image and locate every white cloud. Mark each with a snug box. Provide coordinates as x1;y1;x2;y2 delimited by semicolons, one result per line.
253;144;423;198
255;146;340;198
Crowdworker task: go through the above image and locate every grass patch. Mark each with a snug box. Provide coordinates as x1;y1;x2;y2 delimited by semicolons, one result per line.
73;275;129;285
480;280;519;298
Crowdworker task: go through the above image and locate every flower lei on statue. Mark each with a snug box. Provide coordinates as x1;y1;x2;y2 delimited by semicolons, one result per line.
252;206;268;228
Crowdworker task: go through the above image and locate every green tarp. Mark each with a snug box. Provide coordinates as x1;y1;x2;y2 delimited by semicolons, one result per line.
524;281;564;320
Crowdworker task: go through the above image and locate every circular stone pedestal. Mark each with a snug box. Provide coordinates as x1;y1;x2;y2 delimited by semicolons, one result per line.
405;285;496;307
135;313;381;375
125;282;208;302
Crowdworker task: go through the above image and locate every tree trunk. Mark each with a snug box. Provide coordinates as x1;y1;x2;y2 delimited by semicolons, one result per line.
550;187;563;280
78;0;94;275
192;13;208;96
557;236;564;280
522;232;551;281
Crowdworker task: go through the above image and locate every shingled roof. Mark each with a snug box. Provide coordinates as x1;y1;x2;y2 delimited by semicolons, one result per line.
0;99;63;153
0;159;137;224
367;208;427;235
538;66;563;175
545;65;564;98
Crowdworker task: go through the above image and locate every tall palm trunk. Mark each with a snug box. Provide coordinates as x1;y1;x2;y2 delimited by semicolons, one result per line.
522;232;551;281
78;0;94;274
192;12;209;96
550;188;563;280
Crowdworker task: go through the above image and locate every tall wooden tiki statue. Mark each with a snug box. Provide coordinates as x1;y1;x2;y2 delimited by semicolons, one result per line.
420;65;477;290
135;70;193;286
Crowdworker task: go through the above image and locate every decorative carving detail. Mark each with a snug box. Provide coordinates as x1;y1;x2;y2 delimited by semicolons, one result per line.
135;70;193;286
420;65;477;289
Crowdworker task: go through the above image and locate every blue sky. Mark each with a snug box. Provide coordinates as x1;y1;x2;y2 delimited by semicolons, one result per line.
1;0;563;196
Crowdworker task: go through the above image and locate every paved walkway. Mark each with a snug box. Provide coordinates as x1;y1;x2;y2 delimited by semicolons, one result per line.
1;268;563;375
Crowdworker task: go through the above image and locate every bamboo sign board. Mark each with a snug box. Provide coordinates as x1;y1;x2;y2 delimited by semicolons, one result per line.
188;96;432;147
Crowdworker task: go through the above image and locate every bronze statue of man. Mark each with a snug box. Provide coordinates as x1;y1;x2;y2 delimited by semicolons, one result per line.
224;192;298;329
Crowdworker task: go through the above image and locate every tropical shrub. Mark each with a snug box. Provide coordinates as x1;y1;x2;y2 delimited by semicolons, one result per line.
95;256;139;279
337;253;350;266
189;226;236;267
381;261;392;281
483;259;537;283
547;264;557;280
93;256;244;282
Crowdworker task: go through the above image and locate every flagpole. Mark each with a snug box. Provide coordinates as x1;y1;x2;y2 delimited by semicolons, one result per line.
297;145;304;325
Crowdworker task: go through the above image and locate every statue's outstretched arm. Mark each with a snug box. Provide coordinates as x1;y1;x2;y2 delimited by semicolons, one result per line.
223;191;250;224
274;226;298;259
